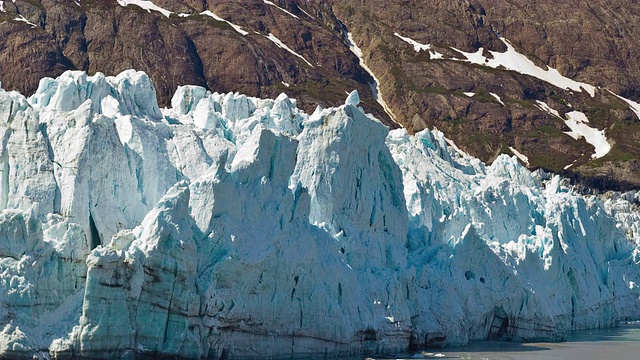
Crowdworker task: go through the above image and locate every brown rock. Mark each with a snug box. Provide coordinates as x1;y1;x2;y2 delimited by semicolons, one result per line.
3;0;640;190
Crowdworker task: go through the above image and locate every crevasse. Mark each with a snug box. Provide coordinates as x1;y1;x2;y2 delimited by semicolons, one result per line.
0;71;639;359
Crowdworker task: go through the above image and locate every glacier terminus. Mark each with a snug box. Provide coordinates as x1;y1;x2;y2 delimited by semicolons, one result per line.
1;70;640;359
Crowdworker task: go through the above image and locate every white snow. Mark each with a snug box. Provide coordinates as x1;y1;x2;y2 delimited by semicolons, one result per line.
0;0;13;12
116;0;172;18
394;32;444;59
0;70;639;359
281;81;290;87
200;10;249;36
265;33;314;67
463;92;475;97
394;32;431;52
563;111;611;159
490;92;504;106
346;32;399;123
298;6;314;19
609;90;640;121
263;0;299;19
13;15;37;28
508;147;529;166
450;37;596;97
535;101;610;159
430;51;444;60
346;32;363;58
535;100;562;118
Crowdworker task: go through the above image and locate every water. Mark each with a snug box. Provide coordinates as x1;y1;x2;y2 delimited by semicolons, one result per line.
356;323;640;360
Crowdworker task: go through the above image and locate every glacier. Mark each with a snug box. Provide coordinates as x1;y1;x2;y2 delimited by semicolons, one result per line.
0;70;640;359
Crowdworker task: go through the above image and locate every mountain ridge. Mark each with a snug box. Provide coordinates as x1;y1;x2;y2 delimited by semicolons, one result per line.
2;0;640;190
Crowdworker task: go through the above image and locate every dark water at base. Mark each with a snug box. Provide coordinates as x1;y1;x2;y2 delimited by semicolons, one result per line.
346;323;640;360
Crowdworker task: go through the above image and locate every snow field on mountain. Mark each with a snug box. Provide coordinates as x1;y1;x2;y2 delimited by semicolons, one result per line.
450;37;596;97
534;100;611;159
265;33;314;67
0;0;14;13
563;111;611;159
393;33;443;59
116;0;172;18
392;33;620;161
263;0;299;19
508;147;529;166
198;11;249;36
0;70;639;358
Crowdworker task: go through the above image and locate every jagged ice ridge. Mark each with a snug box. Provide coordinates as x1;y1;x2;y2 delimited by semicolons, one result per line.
1;70;640;359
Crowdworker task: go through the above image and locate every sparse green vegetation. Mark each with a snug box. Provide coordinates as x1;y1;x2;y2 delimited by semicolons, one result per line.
472;88;497;103
462;132;501;158
548;93;568;106
411;85;451;95
506;97;535;108
528;125;565;137
587;147;636;168
527;151;574;172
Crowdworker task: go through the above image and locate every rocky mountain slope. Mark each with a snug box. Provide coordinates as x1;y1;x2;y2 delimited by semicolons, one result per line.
2;0;640;190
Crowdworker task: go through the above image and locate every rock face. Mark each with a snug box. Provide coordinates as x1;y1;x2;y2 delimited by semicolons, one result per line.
2;1;640;189
328;0;640;191
0;0;388;123
1;70;640;359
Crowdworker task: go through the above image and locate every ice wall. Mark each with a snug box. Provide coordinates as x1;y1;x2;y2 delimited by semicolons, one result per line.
0;70;639;359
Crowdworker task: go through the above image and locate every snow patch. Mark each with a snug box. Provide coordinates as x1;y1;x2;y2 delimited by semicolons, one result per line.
116;0;172;18
0;0;14;12
298;6;314;19
490;92;504;106
535;101;610;160
263;0;299;19
508;146;529;166
13;15;37;28
265;33;314;67
564;111;610;159
609;90;640;121
535;100;562;118
450;37;596;97
463;92;475;97
347;32;398;123
200;10;249;36
394;32;444;59
394;32;431;52
430;51;444;60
